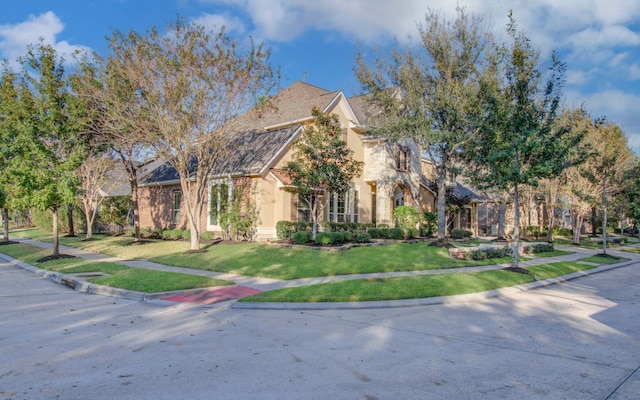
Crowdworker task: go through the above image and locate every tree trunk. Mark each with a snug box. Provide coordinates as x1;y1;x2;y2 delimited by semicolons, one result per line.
311;195;318;241
52;207;60;257
2;208;9;242
590;206;597;237
189;212;200;251
130;179;141;241
497;198;507;240
511;185;520;269
572;212;582;245
546;206;555;243
67;203;76;237
436;170;447;241
84;207;93;240
602;177;608;255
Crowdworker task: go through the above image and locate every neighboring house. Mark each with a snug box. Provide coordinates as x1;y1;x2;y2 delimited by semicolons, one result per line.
419;158;485;236
137;81;480;240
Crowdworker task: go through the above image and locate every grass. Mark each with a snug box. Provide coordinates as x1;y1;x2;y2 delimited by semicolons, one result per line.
239;261;598;303
9;228;518;280
0;243;232;293
578;254;628;265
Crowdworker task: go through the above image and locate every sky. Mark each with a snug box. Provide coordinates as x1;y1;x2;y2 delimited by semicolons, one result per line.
2;0;640;151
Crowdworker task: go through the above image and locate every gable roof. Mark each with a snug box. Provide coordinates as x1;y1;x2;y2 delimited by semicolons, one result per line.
141;125;301;185
141;82;345;186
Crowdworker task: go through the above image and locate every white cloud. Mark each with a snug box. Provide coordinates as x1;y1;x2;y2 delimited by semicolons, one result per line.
0;11;89;65
191;13;246;35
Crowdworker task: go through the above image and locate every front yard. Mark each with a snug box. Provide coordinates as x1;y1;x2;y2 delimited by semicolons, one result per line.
2;228;631;302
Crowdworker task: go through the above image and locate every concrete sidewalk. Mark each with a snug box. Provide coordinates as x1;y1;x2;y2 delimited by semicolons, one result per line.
3;237;639;309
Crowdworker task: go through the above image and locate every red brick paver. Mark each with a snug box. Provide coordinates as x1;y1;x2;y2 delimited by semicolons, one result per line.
162;286;262;305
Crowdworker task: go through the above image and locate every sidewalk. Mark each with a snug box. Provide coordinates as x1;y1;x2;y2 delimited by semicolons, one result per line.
2;237;639;309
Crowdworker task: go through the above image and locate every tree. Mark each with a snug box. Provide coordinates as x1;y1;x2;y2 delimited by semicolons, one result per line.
106;18;277;251
283;107;363;240
465;14;581;269
73;49;155;242
355;7;491;244
13;43;85;257
0;63;22;242
579;119;633;253
621;159;640;238
77;152;119;239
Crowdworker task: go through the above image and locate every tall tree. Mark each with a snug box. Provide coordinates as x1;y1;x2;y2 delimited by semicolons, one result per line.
0;63;22;242
107;18;277;251
14;43;84;257
283;107;363;240
73;50;155;242
355;7;491;243
579;119;633;253
466;14;580;269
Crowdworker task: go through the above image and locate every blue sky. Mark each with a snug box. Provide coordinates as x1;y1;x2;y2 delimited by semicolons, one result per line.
3;0;640;150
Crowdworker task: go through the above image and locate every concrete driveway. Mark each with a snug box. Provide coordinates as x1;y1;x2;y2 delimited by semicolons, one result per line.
1;257;639;400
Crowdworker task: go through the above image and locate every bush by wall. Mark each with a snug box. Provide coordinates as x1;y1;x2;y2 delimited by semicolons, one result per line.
367;228;383;238
451;228;473;240
386;228;405;240
276;221;294;240
293;231;311;244
353;231;371;243
315;232;333;245
393;205;419;230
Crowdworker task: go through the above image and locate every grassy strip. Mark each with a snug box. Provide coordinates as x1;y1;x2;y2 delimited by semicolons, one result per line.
239;261;597;303
577;254;628;265
0;243;232;293
9;228;575;280
9;229;513;280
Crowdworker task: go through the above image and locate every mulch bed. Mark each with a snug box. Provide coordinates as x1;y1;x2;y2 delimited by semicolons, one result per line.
36;254;77;263
0;240;19;246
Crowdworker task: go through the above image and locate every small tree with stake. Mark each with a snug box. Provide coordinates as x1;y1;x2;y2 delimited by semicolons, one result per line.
283;107;363;240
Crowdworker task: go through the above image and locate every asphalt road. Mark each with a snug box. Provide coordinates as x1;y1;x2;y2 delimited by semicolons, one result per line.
1;258;639;400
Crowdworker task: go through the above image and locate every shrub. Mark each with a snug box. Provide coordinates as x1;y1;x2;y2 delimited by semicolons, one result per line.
162;229;185;240
523;243;554;254
525;225;541;239
612;237;627;244
405;227;420;239
293;231;311;244
353;232;371;243
331;232;345;243
394;205;420;230
367;228;383;238
555;227;572;237
421;211;437;237
386;228;405;240
125;227;136;237
150;228;164;239
377;223;389;229
276;221;293;240
315;232;333;245
200;231;215;241
451;228;472;240
342;231;353;242
468;250;487;260
181;229;191;240
293;221;309;232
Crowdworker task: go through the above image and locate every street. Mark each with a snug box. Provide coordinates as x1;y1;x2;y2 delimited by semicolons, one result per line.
1;258;639;400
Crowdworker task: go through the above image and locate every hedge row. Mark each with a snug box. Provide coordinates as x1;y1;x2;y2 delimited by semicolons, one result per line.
464;243;555;261
126;227;216;241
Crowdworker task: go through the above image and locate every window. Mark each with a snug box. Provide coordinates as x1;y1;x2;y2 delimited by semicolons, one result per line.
297;196;312;222
328;187;359;223
395;145;410;171
209;183;230;226
394;186;404;208
172;191;182;225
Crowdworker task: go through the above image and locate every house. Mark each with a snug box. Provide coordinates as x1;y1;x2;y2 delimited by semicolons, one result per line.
137;81;481;240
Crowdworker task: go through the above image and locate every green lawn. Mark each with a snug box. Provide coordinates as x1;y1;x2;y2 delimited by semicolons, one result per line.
7;228;576;280
0;243;232;293
239;261;598;303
